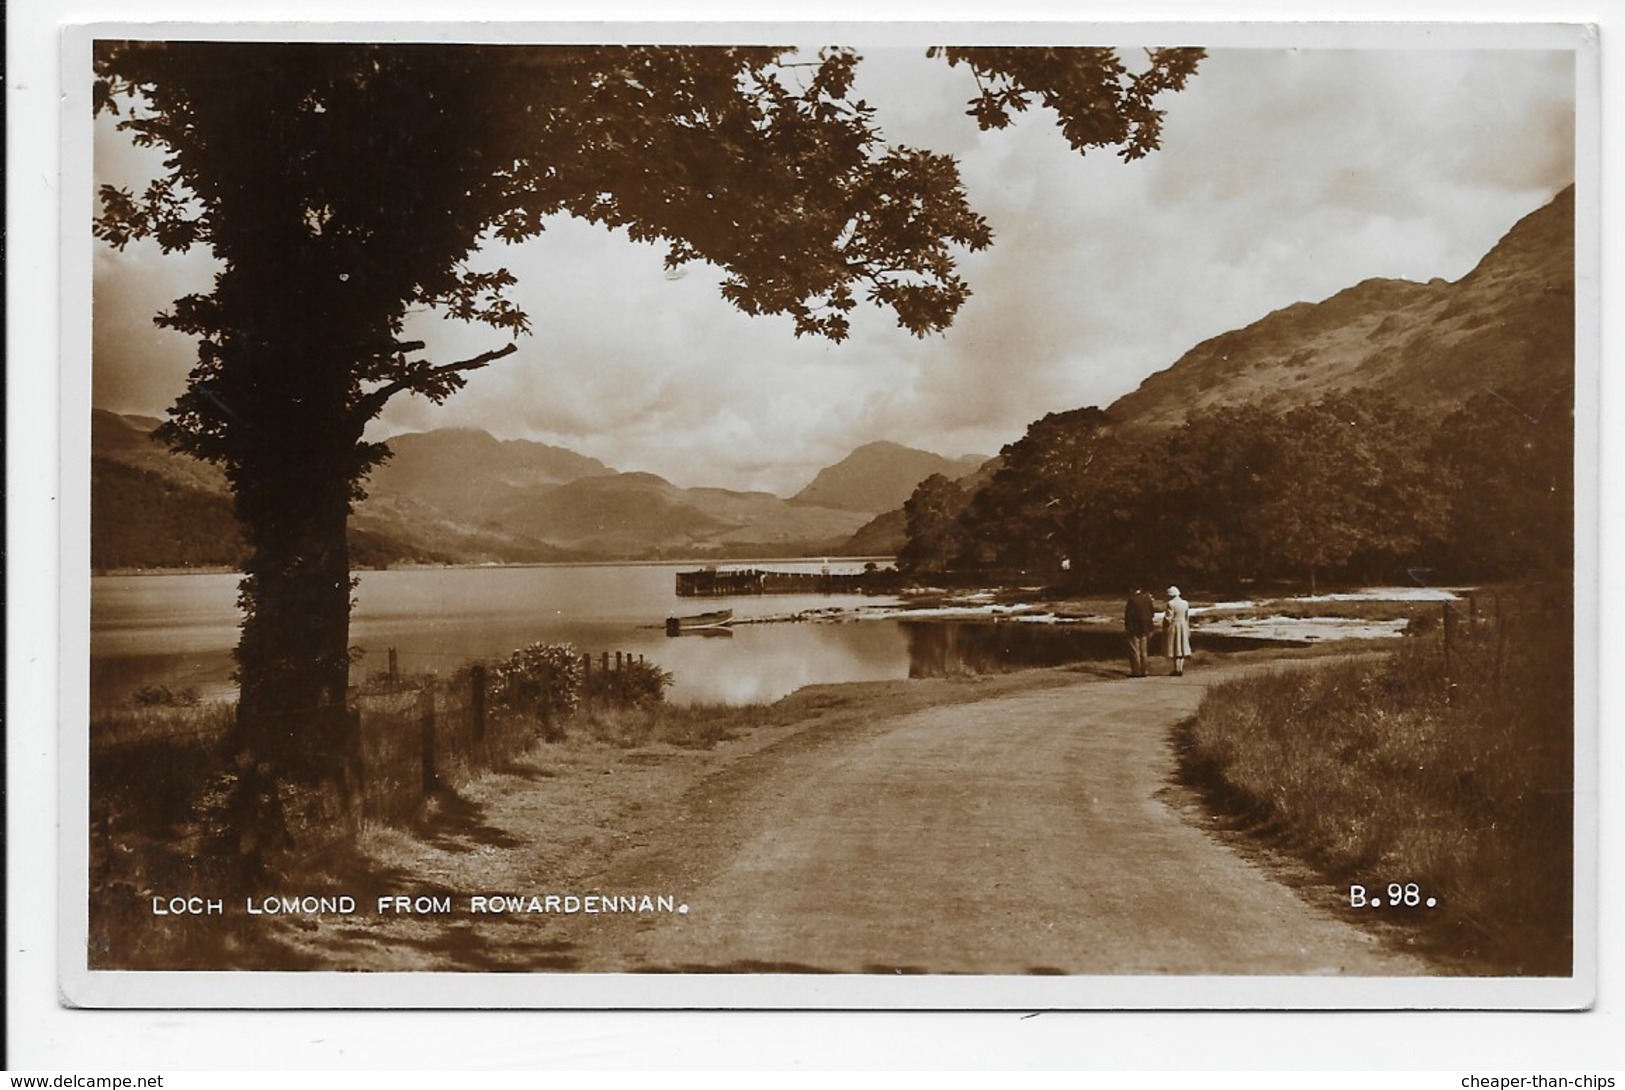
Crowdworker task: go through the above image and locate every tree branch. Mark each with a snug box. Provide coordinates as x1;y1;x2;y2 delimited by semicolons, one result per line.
351;342;518;424
373;340;427;357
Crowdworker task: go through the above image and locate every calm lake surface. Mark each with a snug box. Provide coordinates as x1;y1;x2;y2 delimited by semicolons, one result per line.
90;562;880;708
90;561;1139;710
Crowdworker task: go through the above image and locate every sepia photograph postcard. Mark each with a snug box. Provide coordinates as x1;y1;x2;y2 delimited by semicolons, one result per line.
54;17;1599;1012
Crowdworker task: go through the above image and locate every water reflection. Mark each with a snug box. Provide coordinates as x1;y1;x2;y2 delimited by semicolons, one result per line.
663;621;907;705
88;566;912;710
89;568;1287;713
903;621;1127;678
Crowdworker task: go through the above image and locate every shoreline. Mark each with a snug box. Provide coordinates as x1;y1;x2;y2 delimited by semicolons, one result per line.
705;585;1450;647
92;555;900;579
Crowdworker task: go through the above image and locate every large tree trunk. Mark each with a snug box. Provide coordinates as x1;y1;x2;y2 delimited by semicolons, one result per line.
222;461;360;874
217;268;371;866
232;462;356;782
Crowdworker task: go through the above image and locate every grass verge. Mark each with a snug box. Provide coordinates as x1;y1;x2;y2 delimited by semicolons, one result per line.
87;666;1094;970
1176;603;1573;975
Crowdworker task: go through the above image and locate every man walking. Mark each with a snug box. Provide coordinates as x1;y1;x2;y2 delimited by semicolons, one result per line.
1124;584;1156;678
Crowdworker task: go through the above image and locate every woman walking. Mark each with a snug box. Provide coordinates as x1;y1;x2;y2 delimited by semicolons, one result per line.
1163;586;1192;676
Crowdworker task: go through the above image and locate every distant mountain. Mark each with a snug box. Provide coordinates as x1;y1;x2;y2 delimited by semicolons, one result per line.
831;453;1001;556
485;471;869;557
92;455;244;571
91;412;573;569
1106;185;1574;428
790;441;989;514
92;409;232;495
835;508;908;557
363;428;614;522
91;413;877;565
91;411;239;570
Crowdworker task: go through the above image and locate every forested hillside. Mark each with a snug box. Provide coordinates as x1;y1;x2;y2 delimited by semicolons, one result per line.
897;187;1575;591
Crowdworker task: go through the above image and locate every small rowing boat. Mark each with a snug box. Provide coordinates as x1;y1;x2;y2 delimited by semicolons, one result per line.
665;608;735;636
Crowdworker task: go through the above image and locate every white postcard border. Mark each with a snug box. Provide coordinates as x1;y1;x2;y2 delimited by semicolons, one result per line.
48;16;1603;1017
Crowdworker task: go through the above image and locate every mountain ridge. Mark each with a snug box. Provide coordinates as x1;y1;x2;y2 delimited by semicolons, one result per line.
1105;185;1573;429
91;411;977;566
834;184;1574;557
790;440;989;514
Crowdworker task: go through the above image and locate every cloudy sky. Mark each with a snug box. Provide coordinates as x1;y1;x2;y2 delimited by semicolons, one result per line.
92;39;1576;495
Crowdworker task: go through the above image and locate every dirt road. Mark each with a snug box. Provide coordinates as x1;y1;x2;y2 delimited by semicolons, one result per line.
600;665;1429;975
255;660;1429;976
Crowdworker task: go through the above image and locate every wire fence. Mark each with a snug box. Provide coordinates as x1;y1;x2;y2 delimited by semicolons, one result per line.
357;661;550;824
1434;584;1571;703
89;645;661;849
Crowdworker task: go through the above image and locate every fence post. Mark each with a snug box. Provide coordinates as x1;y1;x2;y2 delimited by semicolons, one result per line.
470;665;486;743
419;686;437;795
1442;601;1453;704
582;653;592;713
388;647;398;685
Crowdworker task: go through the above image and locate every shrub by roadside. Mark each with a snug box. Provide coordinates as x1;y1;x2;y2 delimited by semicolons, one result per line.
1178;601;1573;975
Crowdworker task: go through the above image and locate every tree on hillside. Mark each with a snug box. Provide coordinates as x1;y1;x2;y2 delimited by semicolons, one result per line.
1135;403;1288;585
931;391;1450;593
1254;392;1445;592
1430;382;1574;579
95;42;1203;846
897;473;972;574
1128;393;1445;592
958;406;1115;572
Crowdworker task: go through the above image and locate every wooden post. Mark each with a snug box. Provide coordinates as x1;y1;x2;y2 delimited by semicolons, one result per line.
582;652;592;713
388;647;399;684
616;651;623;672
1442;602;1453;704
470;665;486;743
419;686;437;794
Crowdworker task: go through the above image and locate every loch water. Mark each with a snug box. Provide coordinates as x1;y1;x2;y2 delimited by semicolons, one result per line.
89;561;1133;710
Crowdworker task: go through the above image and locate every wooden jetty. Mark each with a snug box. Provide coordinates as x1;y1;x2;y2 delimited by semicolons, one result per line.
675;565;898;598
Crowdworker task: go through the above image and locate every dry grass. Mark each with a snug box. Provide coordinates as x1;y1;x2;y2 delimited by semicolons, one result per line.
89;701;239;968
575;700;775;750
85;666;1092;969
92;698;234;748
1178;606;1573;974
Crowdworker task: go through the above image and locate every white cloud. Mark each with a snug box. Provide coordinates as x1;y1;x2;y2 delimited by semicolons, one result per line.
95;44;1577;495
